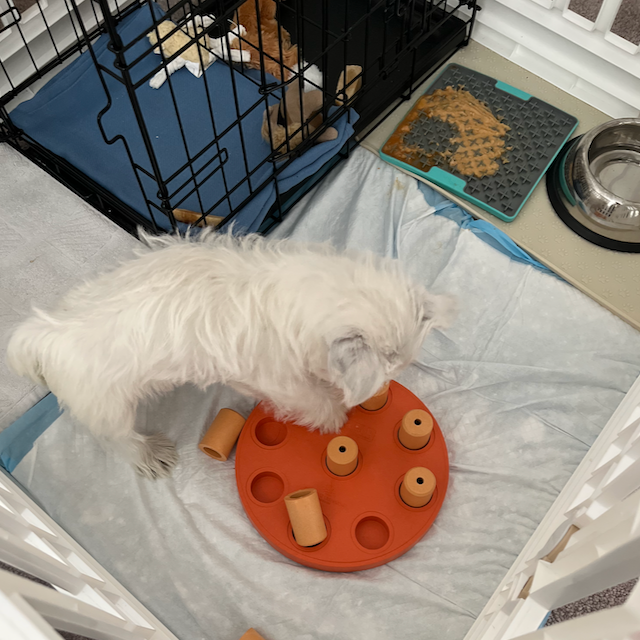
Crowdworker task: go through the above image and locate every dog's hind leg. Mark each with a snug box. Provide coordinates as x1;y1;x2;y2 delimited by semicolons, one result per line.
57;385;178;480
111;431;179;480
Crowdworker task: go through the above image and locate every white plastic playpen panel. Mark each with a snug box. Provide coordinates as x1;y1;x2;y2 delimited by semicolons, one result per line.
469;0;640;118
1;0;640;638
0;466;179;640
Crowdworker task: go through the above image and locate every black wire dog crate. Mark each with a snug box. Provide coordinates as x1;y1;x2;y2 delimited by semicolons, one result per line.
0;0;478;234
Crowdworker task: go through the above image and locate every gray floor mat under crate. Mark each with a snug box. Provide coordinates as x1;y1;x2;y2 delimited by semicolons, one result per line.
0;143;139;432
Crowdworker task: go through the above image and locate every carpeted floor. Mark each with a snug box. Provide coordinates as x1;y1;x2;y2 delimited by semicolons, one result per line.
11;0;38;13
545;577;638;626
0;560;89;640
610;0;640;44
570;0;640;44
569;0;604;22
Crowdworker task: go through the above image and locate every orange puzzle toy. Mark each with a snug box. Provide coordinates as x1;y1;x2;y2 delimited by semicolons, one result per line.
234;380;449;572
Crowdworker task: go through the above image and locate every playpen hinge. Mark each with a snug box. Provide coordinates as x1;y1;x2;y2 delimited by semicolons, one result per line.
378;56;400;80
518;524;580;600
106;38;126;71
156;192;175;223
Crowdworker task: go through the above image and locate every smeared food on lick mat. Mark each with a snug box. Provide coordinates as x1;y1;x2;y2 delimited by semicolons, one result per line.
383;85;511;179
379;64;579;222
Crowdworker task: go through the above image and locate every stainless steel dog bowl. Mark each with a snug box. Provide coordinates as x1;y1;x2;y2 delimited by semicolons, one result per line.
564;118;640;230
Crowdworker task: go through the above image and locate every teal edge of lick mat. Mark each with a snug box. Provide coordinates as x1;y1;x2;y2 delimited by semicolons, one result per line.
379;64;579;223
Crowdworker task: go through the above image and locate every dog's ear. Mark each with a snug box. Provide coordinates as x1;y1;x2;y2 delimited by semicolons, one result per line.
328;331;385;407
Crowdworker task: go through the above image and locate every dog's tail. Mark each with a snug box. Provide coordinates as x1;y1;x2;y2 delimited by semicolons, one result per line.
6;313;53;387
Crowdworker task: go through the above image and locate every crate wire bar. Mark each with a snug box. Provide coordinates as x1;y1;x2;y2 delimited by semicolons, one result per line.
0;0;476;234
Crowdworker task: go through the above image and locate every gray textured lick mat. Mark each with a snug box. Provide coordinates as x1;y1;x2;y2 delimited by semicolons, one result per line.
383;64;578;221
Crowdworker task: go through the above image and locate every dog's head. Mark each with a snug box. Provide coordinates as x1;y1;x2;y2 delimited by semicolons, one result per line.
324;260;457;408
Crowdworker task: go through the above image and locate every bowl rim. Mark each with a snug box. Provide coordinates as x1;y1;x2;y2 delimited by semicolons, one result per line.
575;117;640;206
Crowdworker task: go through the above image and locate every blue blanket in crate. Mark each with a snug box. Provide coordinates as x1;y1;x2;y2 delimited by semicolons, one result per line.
10;4;356;232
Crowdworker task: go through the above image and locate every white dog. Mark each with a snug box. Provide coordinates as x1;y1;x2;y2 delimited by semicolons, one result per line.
7;231;455;479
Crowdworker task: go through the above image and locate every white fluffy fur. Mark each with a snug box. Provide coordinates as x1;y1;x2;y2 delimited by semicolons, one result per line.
7;231;455;479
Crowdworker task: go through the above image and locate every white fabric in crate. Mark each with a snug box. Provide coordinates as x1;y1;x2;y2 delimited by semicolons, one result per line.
11;149;640;640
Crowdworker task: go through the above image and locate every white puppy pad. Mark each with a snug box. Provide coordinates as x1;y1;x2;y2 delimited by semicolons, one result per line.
9;148;640;640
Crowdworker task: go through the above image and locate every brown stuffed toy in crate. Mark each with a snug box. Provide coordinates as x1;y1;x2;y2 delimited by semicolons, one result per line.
261;65;362;156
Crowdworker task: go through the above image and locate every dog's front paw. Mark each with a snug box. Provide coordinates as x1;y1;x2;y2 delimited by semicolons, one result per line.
135;434;178;480
316;411;349;435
